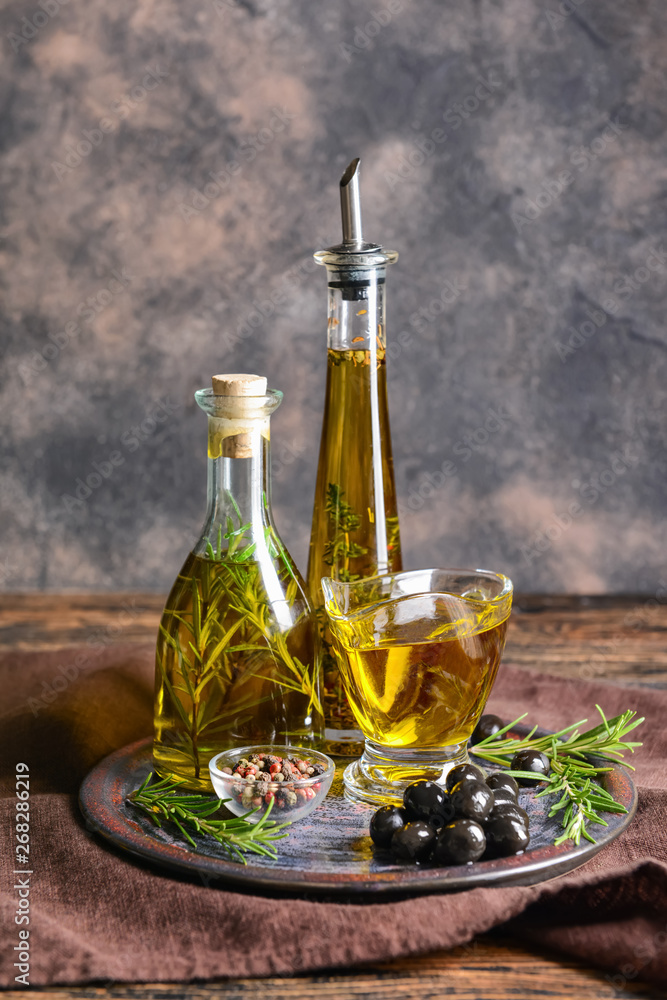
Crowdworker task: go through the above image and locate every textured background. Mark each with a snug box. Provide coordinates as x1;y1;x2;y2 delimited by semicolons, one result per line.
1;0;666;594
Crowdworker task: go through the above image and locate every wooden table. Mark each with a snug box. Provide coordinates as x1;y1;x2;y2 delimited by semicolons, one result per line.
2;593;666;1000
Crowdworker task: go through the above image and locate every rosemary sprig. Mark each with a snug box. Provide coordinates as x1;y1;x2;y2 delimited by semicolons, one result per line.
128;773;291;864
323;482;367;582
156;490;322;776
471;706;644;847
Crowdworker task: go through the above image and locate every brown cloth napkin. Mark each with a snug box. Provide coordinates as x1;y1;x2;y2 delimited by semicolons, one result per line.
1;643;666;989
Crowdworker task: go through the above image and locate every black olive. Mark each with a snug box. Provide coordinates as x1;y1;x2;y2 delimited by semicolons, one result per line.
390;821;436;863
403;780;446;822
433;819;486;865
486;772;519;799
471;714;504;743
428;794;456;830
485;813;530;856
369;805;406;848
485;801;530;828
511;749;550;787
490;787;518;808
445;763;486;792
450;779;494;822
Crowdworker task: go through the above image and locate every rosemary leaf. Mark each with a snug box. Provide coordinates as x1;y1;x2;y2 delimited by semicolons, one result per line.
128;773;291;864
471;706;644;847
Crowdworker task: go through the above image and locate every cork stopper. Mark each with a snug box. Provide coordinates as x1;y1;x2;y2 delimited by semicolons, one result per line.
212;373;267;396
210;373;268;459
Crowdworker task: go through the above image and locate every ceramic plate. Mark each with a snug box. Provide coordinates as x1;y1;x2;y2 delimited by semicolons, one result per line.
79;732;637;897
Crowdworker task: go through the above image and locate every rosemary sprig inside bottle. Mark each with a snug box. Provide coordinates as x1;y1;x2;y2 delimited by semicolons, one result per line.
471;706;643;846
128;773;291;864
323;482;368;583
155;490;322;785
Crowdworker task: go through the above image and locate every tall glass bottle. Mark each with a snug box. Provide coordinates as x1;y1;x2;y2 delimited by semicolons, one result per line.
154;373;323;790
306;159;402;755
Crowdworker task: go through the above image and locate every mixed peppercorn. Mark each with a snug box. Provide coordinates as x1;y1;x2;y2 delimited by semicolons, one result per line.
223;753;327;814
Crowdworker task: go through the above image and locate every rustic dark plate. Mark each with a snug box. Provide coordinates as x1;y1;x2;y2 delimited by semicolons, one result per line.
78;731;637;897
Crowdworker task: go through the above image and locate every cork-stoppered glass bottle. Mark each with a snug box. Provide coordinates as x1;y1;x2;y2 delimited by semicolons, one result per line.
306;160;403;755
154;373;323;790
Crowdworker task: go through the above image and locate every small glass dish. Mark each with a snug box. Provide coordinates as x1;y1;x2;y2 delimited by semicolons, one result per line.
209;745;335;824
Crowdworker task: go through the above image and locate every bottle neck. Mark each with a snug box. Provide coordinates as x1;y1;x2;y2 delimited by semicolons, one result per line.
326;265;387;351
200;420;274;554
321;264;393;574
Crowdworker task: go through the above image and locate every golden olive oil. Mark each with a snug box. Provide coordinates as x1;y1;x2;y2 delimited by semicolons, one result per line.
306;346;401;745
154;550;322;790
330;614;509;750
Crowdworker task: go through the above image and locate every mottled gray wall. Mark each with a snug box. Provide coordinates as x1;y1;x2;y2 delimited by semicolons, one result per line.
1;0;666;594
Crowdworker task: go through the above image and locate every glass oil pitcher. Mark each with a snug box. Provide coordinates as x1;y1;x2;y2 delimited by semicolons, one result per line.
154;373;323;790
307;158;402;756
322;568;513;806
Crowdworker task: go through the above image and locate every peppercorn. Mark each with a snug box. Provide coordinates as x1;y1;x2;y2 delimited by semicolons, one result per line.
280;788;298;808
227;751;329;816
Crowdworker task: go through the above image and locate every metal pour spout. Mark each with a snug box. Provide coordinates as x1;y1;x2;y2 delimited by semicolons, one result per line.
340;158;363;246
315;157;394;262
